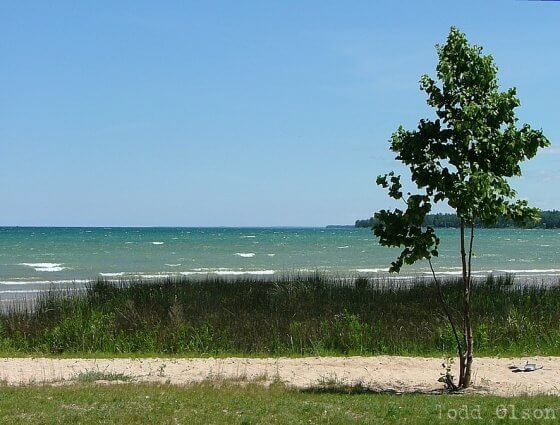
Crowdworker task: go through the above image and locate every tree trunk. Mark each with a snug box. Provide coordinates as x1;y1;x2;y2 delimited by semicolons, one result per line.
463;223;475;388
459;221;474;388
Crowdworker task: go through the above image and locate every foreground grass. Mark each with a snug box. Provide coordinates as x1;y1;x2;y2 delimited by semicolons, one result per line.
1;274;560;357
0;382;558;424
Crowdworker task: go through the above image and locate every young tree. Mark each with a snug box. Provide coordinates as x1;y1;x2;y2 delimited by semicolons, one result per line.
373;27;550;389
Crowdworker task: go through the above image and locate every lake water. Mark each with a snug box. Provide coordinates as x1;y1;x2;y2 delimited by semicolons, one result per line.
1;227;559;298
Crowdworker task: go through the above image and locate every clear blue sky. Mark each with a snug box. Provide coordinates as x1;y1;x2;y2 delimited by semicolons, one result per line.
1;1;558;226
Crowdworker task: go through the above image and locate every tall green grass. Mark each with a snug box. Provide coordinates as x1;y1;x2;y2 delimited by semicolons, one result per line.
1;274;559;356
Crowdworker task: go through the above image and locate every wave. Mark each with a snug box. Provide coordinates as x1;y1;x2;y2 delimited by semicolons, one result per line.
425;269;560;276
235;253;255;258
180;270;275;276
18;263;66;272
215;270;274;276
431;271;492;275
99;272;125;277
496;269;560;274
138;274;172;279
0;289;51;294
355;268;389;273
384;275;418;280
0;287;89;296
0;279;89;285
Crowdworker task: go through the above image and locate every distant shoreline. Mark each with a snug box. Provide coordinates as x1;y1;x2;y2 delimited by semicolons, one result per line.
354;210;560;229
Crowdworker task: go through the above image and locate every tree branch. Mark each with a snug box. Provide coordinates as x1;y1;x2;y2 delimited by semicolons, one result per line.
467;222;474;283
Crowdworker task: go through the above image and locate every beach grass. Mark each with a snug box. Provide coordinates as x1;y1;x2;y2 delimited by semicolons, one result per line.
73;370;133;383
0;381;558;424
1;274;559;357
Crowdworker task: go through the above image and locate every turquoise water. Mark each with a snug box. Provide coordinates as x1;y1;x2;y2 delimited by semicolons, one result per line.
0;227;559;297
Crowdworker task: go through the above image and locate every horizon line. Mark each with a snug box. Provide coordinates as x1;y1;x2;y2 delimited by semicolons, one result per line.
0;225;353;229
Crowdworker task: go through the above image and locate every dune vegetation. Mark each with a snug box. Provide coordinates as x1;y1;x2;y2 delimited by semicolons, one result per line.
0;274;559;357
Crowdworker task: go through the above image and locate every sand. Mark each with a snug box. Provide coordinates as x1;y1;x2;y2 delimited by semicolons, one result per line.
0;356;558;396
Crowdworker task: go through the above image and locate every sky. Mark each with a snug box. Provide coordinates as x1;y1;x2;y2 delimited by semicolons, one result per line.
1;1;559;227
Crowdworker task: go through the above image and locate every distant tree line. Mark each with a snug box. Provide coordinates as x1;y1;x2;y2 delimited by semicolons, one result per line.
355;210;560;229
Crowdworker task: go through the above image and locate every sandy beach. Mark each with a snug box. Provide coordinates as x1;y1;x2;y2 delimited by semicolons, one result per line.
0;356;558;396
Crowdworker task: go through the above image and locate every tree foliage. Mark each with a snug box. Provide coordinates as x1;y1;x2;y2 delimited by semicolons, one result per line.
374;27;549;273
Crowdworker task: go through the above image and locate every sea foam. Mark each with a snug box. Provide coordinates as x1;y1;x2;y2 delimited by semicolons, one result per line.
235;253;255;258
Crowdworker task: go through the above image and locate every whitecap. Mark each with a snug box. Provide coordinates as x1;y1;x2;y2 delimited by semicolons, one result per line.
267;254;276;257
215;270;274;276
429;270;493;276
19;263;66;272
496;269;560;274
181;269;274;276
384;275;417;281
235;253;255;258
0;279;89;285
151;242;164;245
356;268;389;273
337;246;349;249
0;289;50;294
165;264;182;267
139;274;172;279
241;235;256;238
99;272;125;277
